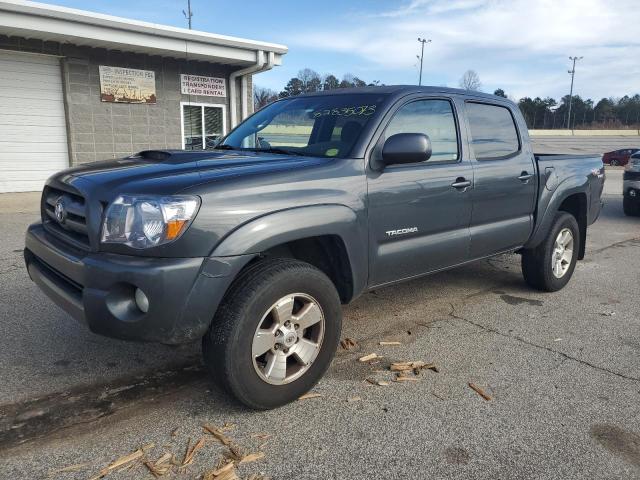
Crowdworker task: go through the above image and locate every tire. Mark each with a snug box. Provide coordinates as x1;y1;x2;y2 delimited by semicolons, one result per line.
202;258;342;409
623;196;640;216
521;212;580;292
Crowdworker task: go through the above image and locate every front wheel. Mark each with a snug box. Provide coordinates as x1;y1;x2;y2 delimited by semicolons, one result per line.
623;196;640;216
203;258;342;409
521;212;580;292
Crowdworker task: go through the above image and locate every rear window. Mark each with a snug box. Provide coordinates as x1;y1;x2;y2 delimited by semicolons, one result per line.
466;102;520;160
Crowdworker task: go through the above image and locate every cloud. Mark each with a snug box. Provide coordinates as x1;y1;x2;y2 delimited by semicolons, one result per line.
289;0;640;99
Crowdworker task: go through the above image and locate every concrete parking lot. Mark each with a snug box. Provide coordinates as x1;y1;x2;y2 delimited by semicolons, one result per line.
0;168;639;479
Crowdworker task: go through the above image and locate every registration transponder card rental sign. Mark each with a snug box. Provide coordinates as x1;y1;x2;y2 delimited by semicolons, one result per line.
180;75;227;97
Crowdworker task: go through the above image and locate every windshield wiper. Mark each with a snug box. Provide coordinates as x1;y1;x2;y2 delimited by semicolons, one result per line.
252;147;305;156
214;144;235;150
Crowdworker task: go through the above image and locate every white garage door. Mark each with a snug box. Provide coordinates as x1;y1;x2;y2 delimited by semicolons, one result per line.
0;51;69;193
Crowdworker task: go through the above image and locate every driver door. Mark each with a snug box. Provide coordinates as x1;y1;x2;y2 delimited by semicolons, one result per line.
367;96;473;287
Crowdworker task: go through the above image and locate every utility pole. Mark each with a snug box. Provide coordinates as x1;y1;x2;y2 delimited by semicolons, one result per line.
183;0;193;29
566;56;583;129
417;37;431;86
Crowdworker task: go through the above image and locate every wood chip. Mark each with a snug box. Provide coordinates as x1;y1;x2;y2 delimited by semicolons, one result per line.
347;396;362;402
170;427;179;437
182;437;206;466
358;353;379;362
379;341;402;346
340;338;358;350
221;422;236;431
366;378;389;386
89;449;144;479
250;433;272;441
144;453;174;478
203;461;239;480
468;382;492;401
298;392;322;400
238;451;265;465
204;424;233;446
390;361;438;373
395;376;419;382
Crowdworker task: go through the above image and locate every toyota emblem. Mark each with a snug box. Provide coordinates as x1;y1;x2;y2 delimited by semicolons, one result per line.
54;198;66;224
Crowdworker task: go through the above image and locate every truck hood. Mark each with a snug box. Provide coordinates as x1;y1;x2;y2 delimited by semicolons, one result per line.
56;150;330;197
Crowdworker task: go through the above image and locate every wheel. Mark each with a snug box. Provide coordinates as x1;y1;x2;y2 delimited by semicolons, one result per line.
623;196;640;216
521;212;580;292
203;258;342;409
610;159;619;166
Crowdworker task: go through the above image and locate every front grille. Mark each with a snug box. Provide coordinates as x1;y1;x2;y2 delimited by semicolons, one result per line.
42;186;91;249
623;171;640;181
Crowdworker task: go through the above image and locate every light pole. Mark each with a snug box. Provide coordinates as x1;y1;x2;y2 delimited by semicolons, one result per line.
417;37;431;86
183;0;193;29
566;56;583;129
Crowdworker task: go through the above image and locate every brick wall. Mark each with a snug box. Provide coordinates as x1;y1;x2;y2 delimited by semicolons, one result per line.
0;35;247;166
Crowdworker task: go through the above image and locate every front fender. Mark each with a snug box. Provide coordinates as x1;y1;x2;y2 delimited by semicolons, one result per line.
525;175;589;250
211;204;368;297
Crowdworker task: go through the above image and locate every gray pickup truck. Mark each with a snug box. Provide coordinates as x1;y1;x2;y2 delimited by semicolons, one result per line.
25;86;604;409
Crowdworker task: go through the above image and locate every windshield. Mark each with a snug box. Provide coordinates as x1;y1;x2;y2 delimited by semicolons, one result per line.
219;93;388;158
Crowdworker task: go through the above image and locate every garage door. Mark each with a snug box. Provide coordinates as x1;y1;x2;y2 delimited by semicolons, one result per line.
0;51;68;193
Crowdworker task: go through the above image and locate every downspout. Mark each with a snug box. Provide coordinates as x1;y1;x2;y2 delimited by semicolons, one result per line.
241;51;275;119
229;50;266;129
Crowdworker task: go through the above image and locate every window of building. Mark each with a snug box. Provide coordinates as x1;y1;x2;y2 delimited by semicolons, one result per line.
466;102;520;160
182;103;225;150
384;99;459;162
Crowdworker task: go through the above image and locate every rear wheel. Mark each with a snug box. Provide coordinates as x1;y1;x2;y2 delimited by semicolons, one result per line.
203;258;342;409
610;159;619;166
521;212;580;292
623;196;640;216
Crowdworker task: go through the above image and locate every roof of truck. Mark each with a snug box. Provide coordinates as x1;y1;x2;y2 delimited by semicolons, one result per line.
296;85;509;102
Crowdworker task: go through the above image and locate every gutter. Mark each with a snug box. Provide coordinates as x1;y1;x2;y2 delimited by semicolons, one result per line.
229;50;275;128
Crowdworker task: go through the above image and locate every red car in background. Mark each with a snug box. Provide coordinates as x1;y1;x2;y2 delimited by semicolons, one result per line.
603;148;640;166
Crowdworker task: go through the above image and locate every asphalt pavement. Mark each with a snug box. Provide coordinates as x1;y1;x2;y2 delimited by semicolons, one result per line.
0;167;638;479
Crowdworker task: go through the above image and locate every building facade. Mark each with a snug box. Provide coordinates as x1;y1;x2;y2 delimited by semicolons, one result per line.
0;0;287;192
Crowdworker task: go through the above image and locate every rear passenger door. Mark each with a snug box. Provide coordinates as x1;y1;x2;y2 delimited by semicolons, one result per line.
463;101;537;259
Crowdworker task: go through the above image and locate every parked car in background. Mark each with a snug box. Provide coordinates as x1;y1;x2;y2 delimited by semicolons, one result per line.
623;152;640;216
603;148;639;166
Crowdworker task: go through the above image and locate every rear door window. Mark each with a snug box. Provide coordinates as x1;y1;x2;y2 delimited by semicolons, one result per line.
466;102;520;160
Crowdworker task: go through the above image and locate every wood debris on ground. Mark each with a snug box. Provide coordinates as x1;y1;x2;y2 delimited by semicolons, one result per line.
47;462;90;475
220;422;236;432
203;461;239;480
249;433;272;442
390;361;438;374
366;378;389;386
204;424;233;446
340;337;358;350
468;382;492;401
347;396;362;402
379;341;402;346
89;449;144;479
394;375;419;382
238;452;265;465
298;392;322;400
144;452;173;477
182;437;208;467
358;353;380;362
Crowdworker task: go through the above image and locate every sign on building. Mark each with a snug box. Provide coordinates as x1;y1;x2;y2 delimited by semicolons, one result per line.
99;66;156;104
180;74;226;97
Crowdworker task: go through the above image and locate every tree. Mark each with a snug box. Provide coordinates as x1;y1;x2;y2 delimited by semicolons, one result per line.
279;77;303;98
459;70;481;91
323;74;340;91
298;68;322;93
493;88;507;98
254;86;278;110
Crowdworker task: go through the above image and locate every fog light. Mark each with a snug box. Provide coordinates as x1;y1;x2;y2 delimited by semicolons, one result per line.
134;288;149;313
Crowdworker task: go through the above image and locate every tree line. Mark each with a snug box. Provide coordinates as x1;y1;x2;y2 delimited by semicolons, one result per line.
255;68;640;129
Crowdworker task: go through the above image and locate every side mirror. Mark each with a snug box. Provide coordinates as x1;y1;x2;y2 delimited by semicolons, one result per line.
379;133;432;168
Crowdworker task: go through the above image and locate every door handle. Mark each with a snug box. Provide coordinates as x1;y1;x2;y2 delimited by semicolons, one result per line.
451;178;472;190
518;172;534;182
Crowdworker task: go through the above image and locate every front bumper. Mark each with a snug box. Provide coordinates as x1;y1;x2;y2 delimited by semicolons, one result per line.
25;222;252;344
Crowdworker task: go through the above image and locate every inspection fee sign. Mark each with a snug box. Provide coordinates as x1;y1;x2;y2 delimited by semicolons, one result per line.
180;75;226;97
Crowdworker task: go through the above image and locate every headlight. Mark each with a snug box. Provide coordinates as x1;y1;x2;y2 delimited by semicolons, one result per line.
101;195;200;249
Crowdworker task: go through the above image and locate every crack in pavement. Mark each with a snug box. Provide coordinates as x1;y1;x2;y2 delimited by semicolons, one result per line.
447;302;640;384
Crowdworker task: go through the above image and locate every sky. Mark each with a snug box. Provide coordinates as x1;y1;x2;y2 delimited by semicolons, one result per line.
46;0;640;101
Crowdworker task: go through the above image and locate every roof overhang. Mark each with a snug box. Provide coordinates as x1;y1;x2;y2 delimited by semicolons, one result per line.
0;0;287;66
